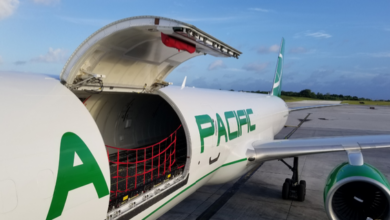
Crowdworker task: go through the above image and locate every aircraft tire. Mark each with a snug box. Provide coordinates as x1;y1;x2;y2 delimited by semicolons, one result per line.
297;180;306;202
282;179;291;199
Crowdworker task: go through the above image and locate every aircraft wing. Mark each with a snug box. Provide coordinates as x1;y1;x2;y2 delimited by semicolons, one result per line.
249;135;390;165
289;104;343;112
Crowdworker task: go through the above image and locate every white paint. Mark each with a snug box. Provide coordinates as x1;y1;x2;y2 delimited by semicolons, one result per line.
200;122;212;129
0;179;18;213
181;76;187;89
273;80;280;88
73;152;83;167
0;73;110;220
36;170;55;199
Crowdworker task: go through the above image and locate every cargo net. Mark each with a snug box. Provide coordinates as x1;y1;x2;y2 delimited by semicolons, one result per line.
106;125;185;207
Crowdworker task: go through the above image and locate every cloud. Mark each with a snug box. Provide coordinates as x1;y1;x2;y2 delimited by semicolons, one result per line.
208;60;226;70
257;44;279;54
187;76;272;92
311;68;335;78
301;68;337;86
31;48;68;63
0;70;60;79
243;62;269;73
177;64;192;73
14;61;26;65
371;74;390;86
306;31;332;38
189;76;221;89
289;47;309;54
306;70;390;100
0;0;19;20
248;8;270;12
294;31;332;39
222;77;272;92
32;0;59;5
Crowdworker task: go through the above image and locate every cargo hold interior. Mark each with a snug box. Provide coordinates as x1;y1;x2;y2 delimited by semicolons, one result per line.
82;92;187;211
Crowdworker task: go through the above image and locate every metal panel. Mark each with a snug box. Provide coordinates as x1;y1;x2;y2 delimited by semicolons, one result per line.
60;16;241;94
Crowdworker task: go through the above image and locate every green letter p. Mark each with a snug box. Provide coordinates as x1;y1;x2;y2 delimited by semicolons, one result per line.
195;115;215;153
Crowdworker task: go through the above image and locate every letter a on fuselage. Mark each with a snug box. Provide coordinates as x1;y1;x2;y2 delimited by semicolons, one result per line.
46;132;109;220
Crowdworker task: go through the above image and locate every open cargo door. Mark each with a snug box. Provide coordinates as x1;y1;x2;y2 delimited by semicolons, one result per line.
60;16;241;95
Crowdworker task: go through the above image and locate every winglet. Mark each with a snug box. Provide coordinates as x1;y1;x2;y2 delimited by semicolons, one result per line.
270;38;285;97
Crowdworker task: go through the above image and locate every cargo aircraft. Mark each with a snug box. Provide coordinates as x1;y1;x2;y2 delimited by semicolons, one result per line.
1;16;390;220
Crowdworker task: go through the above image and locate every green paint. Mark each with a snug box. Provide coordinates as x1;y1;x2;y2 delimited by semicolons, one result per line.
195;109;255;150
195;115;215;153
224;111;238;140
143;158;247;220
46;132;109;220
216;113;227;146
221;158;247;167
323;162;390;204
233;111;241;137
246;109;256;132
236;110;248;136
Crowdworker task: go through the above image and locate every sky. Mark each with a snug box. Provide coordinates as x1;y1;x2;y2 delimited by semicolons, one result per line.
0;0;389;100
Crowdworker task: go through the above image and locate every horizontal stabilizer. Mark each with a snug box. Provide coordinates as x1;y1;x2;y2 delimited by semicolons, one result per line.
249;135;390;165
289;104;344;112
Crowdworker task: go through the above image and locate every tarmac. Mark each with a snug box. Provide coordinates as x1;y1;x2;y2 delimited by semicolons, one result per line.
159;102;390;220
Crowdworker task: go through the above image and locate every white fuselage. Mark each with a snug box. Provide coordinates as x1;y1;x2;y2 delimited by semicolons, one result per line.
0;73;288;220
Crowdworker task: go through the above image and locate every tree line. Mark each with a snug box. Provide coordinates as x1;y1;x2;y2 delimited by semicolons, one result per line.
230;89;389;102
281;89;374;101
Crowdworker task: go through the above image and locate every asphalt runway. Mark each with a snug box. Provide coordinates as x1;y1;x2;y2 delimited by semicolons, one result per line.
159;103;390;220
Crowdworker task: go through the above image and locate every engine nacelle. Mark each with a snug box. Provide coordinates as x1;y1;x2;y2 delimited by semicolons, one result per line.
324;162;390;219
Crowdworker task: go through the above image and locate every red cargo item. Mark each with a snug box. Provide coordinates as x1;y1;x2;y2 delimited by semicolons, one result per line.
161;33;196;54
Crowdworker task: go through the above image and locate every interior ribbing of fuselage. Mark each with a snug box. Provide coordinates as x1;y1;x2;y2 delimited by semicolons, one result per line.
82;92;187;212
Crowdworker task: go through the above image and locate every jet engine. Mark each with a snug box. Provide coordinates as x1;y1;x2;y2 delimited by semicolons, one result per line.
324;162;390;220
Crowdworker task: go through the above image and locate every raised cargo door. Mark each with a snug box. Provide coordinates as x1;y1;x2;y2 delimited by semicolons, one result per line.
60;16;241;94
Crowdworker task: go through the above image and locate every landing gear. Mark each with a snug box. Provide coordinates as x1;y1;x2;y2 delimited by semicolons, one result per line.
280;157;306;201
282;178;291;200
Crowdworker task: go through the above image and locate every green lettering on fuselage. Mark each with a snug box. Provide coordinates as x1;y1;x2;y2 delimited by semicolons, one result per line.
46;132;109;220
195;115;215;153
216;113;227;146
236;110;248;136
246;108;256;132
195;109;256;153
225;111;238;141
